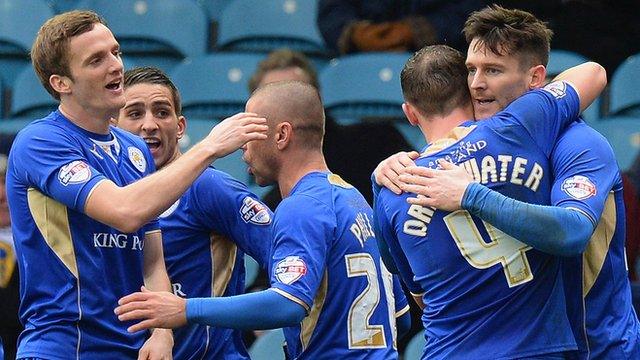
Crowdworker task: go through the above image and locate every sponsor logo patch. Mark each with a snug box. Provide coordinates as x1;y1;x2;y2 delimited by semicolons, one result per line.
128;147;146;173
561;175;597;200
542;81;567;99
274;256;307;285
58;161;91;186
240;196;271;225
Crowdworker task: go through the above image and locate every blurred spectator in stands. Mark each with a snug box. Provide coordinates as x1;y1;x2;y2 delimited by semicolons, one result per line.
495;0;640;77
0;152;20;360
248;49;412;209
317;0;485;55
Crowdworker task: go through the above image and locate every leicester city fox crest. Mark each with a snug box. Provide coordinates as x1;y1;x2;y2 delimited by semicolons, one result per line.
128;147;147;173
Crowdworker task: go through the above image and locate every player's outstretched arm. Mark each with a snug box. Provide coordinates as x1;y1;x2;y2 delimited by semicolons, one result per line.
138;231;174;358
86;113;267;233
402;160;593;256
115;287;306;332
372;151;420;195
552;62;606;113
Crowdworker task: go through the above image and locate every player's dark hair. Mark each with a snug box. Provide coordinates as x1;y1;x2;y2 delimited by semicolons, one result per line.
401;45;470;116
124;66;182;116
463;5;553;69
31;10;107;100
248;49;320;93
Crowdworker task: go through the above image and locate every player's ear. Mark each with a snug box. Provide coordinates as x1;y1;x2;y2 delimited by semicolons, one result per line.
50;74;72;96
176;116;186;140
402;103;420;126
275;121;292;150
529;64;546;89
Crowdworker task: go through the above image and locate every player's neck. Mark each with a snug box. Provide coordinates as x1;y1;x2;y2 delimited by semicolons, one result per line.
277;150;328;198
422;106;474;144
58;102;117;135
157;149;182;170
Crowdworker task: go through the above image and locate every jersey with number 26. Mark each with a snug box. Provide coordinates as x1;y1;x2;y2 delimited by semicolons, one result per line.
270;172;409;360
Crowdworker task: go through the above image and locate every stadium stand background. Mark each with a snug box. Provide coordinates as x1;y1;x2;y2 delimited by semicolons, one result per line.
0;1;639;359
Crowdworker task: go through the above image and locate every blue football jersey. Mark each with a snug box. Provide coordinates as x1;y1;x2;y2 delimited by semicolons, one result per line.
269;172;409;360
374;82;581;359
7;110;159;359
159;167;272;360
551;121;640;359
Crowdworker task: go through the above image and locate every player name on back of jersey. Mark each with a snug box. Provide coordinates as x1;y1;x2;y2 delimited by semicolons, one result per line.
350;212;376;247
463;155;543;191
405;154;545;237
425;153;544;192
93;232;145;251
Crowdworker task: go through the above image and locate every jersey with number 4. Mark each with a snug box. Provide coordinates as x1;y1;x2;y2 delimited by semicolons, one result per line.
7;110;159;359
270;172;409;360
374;82;581;359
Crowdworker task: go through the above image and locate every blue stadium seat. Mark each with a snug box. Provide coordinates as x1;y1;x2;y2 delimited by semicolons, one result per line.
217;0;325;55
171;53;264;120
47;0;79;13
609;54;640;116
0;78;3;118
76;0;208;71
320;53;410;124
0;117;33;133
403;332;426;360
593;116;640;171
0;0;54;88
248;329;286;360
11;66;57;119
547;49;601;123
196;0;233;23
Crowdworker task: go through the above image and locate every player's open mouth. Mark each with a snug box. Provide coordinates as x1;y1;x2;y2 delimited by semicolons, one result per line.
105;79;122;92
143;137;161;150
475;98;495;105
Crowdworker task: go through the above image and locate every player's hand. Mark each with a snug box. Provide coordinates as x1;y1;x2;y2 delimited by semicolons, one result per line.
374;151;420;194
115;286;187;333
205;112;268;158
400;159;474;211
138;328;173;360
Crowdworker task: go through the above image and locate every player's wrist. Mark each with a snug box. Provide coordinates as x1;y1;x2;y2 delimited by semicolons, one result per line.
149;327;173;344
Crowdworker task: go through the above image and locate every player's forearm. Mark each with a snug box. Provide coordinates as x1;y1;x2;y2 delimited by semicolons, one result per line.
143;233;172;293
462;183;594;256
86;142;219;233
552;62;606;112
186;289;306;330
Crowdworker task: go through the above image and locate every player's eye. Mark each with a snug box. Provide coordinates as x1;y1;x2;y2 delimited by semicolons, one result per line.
467;68;476;75
486;68;501;75
127;110;142;119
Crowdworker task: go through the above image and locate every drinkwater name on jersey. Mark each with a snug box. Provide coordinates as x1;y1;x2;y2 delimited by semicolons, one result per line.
426;153;545;192
93;232;144;251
